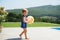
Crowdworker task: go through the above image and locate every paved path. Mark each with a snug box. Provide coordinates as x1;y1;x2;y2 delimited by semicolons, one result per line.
0;27;60;40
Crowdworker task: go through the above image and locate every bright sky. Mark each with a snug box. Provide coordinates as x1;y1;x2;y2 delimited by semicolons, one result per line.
0;0;60;9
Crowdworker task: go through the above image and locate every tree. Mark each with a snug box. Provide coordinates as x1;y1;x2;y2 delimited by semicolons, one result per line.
40;16;57;23
0;7;8;33
6;12;22;22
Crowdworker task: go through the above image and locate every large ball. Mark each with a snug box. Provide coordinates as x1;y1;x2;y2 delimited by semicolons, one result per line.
27;16;34;24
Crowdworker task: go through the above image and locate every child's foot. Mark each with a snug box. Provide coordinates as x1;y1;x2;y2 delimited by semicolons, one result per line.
19;35;22;38
25;38;29;40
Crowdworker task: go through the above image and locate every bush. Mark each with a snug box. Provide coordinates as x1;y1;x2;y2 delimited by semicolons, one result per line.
6;12;22;22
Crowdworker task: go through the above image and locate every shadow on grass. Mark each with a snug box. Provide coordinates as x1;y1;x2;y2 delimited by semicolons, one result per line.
6;38;24;40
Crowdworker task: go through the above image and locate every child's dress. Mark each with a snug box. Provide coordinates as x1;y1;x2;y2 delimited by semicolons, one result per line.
21;15;27;28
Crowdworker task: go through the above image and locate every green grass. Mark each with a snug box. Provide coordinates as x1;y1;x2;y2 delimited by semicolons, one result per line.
2;22;60;28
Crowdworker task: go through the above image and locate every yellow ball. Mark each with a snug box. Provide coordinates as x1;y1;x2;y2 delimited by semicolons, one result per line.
27;16;34;24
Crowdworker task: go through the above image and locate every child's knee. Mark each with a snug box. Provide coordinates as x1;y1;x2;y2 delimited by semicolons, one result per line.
23;28;27;32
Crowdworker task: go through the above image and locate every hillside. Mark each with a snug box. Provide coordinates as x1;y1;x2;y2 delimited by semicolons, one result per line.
6;5;60;19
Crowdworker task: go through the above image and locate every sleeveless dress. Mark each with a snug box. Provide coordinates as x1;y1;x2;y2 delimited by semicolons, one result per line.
21;15;27;28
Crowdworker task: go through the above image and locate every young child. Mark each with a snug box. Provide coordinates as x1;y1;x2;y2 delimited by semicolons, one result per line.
19;9;29;39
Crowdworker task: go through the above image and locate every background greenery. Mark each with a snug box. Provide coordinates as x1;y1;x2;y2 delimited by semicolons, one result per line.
2;22;60;28
5;5;60;24
0;5;60;27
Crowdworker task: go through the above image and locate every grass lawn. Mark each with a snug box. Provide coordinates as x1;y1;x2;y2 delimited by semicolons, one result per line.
2;22;60;28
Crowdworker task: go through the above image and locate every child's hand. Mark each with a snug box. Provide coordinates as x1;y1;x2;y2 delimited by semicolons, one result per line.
26;18;32;23
26;18;30;23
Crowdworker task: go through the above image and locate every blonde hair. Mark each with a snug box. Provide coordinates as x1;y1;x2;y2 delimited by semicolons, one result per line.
22;8;28;13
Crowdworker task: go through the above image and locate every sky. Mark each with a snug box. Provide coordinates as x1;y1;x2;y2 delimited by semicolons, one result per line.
0;0;60;10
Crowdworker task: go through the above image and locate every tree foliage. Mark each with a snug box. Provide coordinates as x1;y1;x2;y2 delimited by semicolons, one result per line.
0;7;8;25
6;12;22;22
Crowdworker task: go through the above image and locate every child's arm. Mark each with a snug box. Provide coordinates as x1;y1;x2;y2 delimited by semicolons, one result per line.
23;17;29;23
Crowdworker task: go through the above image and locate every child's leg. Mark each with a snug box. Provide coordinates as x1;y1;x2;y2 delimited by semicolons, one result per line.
19;28;28;39
24;28;28;39
19;31;24;37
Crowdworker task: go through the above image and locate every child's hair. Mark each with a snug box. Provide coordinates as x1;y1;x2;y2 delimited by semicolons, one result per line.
22;8;28;13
